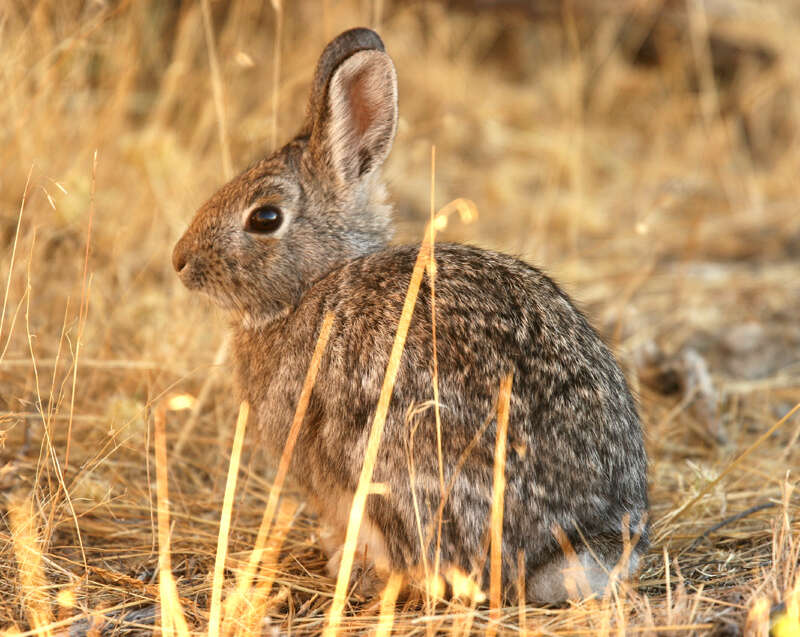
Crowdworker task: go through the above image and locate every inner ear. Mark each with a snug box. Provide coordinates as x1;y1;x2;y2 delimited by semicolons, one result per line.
349;69;378;138
320;50;398;184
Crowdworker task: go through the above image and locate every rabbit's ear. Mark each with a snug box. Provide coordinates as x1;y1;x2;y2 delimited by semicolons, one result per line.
323;50;398;181
306;31;397;184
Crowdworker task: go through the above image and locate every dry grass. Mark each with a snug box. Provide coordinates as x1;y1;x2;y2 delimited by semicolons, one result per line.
2;0;800;634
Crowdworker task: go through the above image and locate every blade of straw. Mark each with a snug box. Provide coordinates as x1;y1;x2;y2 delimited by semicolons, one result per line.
270;0;283;151
208;401;250;637
488;373;513;636
517;550;526;634
66;149;97;471
0;164;31;357
241;498;299;635
200;0;232;179
324;199;477;635
9;495;53;637
375;573;404;637
429;146;446;599
324;230;434;637
153;405;190;637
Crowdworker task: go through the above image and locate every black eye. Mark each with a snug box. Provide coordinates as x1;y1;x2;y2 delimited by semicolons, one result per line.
246;205;283;234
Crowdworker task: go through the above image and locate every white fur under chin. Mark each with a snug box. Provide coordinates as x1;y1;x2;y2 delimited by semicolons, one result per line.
239;305;292;330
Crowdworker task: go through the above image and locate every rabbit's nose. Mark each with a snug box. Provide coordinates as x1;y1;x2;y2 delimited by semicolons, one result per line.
172;240;189;273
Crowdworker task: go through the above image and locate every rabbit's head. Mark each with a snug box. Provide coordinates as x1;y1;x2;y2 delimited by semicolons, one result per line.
172;28;398;325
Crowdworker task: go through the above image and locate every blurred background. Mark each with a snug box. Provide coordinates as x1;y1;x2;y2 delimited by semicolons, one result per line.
1;0;799;632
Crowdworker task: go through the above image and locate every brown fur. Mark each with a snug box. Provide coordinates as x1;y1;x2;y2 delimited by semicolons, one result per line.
173;27;649;603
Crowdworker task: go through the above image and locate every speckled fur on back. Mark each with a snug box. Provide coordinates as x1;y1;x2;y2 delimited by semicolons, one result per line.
173;28;649;603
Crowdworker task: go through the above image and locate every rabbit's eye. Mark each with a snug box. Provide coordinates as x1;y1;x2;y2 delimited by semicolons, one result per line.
246;206;283;234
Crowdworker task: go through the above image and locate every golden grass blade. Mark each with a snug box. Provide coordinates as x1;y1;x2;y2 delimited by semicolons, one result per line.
66;149;97;471
153;404;190;637
222;312;334;634
745;597;770;637
239;498;299;636
325;201;477;635
46;300;71;447
488;373;513;636
429;146;443;496
664;547;672;628
0;163;31;359
270;0;283;152
435;198;478;226
375;573;404;637
24;229;87;574
9;495;52;637
324;227;434;637
429;146;446;601
784;574;800;637
200;0;232;179
208;401;250;637
407;413;433;593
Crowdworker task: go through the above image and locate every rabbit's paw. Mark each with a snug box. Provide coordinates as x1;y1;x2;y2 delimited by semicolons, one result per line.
325;547;386;600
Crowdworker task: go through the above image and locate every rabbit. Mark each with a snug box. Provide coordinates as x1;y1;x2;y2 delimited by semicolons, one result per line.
172;27;649;604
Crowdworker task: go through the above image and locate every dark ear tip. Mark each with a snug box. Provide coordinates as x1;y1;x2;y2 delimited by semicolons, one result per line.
302;27;390;137
326;27;385;55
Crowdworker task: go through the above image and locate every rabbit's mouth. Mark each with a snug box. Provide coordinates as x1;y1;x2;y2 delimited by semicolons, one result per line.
193;282;250;319
178;266;289;327
175;260;209;293
174;252;227;298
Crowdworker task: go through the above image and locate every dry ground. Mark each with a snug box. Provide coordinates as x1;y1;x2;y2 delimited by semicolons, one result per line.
1;1;799;634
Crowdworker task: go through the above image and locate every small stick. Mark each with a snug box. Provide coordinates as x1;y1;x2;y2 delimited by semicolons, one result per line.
687;502;777;551
658;401;800;536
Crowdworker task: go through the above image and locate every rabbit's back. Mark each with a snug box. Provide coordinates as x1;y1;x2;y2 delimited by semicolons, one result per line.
235;242;648;596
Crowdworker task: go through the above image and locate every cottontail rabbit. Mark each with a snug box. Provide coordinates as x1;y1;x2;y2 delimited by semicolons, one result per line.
173;27;648;603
